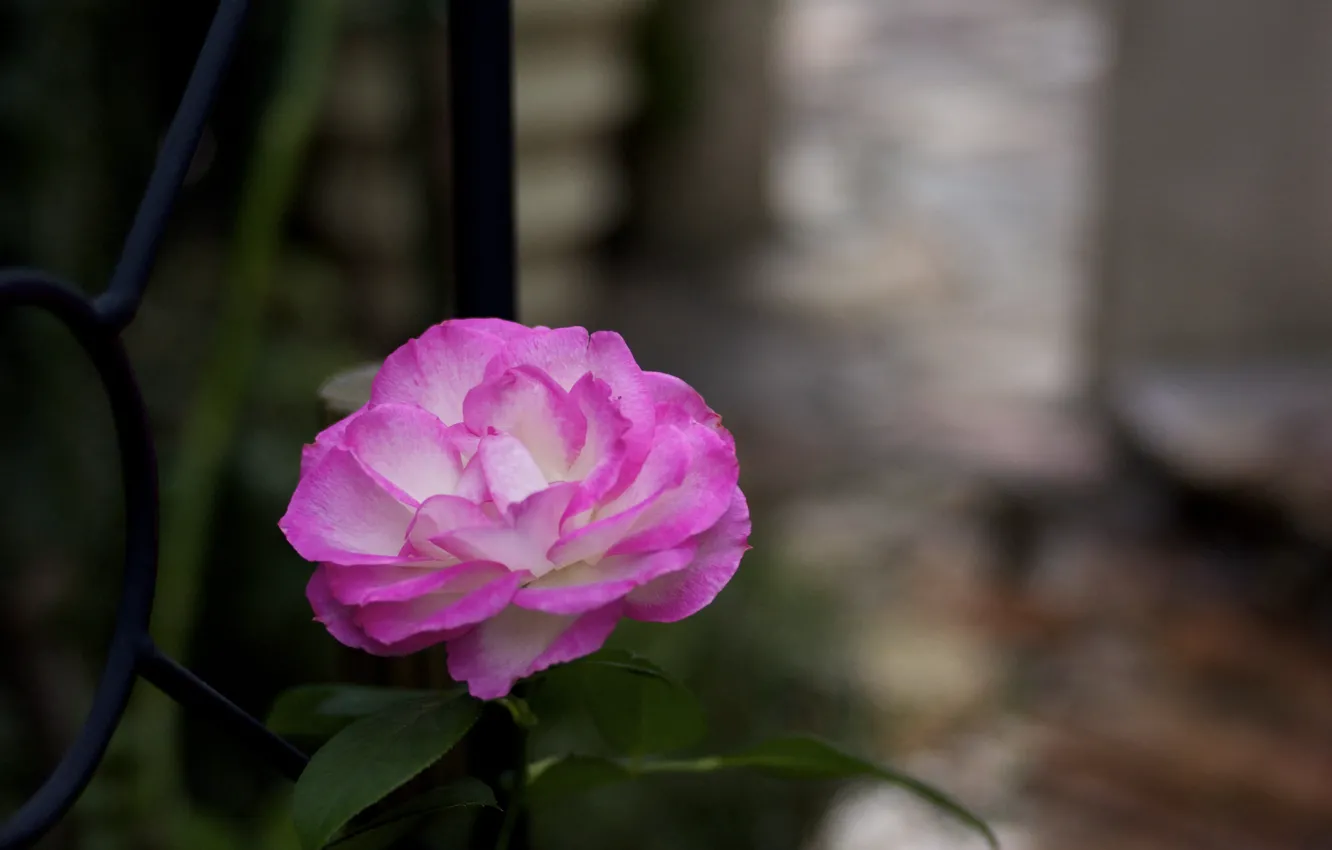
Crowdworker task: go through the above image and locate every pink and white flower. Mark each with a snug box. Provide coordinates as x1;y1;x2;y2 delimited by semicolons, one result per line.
280;319;749;699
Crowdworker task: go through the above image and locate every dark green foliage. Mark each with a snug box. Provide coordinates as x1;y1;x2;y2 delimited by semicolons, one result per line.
545;650;707;757
267;684;454;741
292;692;482;849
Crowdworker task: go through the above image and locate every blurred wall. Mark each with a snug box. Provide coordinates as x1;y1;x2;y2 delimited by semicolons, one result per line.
1093;0;1332;384
621;0;781;262
515;0;645;323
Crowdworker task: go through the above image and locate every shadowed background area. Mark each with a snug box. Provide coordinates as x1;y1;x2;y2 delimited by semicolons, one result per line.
6;1;1332;848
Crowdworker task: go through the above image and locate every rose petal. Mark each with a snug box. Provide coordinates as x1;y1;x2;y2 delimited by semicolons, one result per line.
448;318;539;341
447;423;481;461
485;326;592;389
549;419;737;562
341;404;462;504
434;482;577;576
323;561;460;605
404;492;495;559
294;321;746;676
644;371;710;415
607;421;739;556
546;427;690;566
483;330;653;478
300;416;352;479
565;374;633;513
644;370;734;451
514;544;697;615
625;487;751;622
308;568;453;656
356;562;525;645
370;323;508;425
446;601;624;699
410;494;492;531
587;331;654;455
307;568;382;652
455;453;490;504
464;366;586;480
280;448;414;565
476;432;549;512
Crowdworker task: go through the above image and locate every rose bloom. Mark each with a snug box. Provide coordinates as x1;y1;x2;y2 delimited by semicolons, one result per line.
279;319;749;698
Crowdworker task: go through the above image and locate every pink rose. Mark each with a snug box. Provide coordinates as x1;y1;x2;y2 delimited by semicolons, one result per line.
279;319;750;699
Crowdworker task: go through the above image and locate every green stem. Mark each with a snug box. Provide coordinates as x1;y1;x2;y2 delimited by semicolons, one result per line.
493;721;528;850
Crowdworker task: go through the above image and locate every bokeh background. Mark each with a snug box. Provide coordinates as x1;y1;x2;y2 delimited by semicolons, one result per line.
7;1;1332;848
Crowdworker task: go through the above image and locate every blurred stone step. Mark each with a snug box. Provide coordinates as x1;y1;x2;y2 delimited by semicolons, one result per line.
515;33;639;145
1030;682;1332;843
1030;761;1287;850
1158;607;1332;733
1113;362;1332;543
904;398;1106;491
518;147;623;259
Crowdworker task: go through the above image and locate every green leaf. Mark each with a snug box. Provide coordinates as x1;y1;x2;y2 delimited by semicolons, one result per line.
292;693;482;849
524;738;996;849
319;817;413;850
267;684;452;739
557;652;706;756
525;755;633;800
725;736;997;848
569;649;677;681
328;779;497;849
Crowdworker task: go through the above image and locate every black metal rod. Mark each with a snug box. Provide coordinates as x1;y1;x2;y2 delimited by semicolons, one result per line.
137;641;309;782
448;0;516;321
448;4;524;847
0;2;255;846
0;272;157;848
95;0;249;330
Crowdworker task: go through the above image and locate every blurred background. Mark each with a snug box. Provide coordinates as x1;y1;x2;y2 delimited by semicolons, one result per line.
6;0;1332;847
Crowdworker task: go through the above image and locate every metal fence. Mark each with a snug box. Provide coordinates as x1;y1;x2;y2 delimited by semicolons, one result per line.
0;1;516;846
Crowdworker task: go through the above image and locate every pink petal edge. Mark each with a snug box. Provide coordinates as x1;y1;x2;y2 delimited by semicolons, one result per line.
446;601;623;699
357;565;526;645
513;545;697;615
280;448;415;565
625;486;751;622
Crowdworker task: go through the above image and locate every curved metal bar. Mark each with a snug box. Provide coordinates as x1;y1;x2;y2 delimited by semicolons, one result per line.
0;2;315;847
95;0;249;330
0;272;157;847
137;640;308;782
3;0;525;842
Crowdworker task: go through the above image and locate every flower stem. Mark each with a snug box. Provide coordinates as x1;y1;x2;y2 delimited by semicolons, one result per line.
468;694;530;850
494;727;526;850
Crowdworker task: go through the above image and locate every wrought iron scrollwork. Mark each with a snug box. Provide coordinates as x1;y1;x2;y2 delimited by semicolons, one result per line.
0;0;518;843
0;3;317;847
